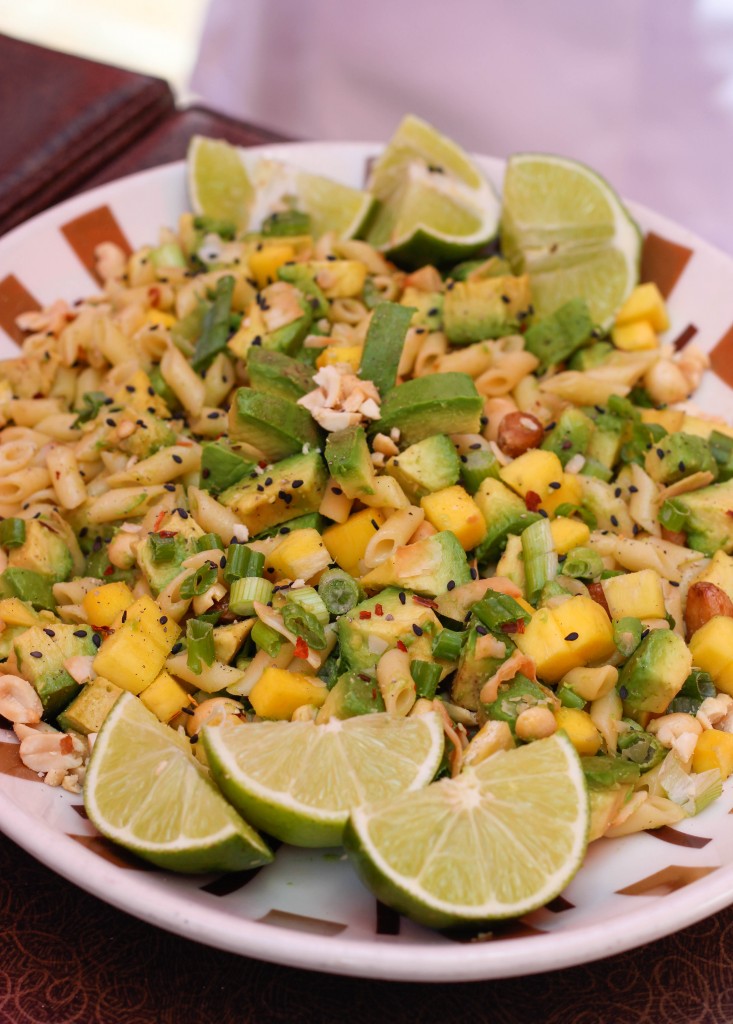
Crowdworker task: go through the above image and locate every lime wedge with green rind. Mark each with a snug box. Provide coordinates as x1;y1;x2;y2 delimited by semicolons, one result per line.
84;692;273;873
187;135;254;232
501;153;642;325
344;732;588;929
203;712;445;848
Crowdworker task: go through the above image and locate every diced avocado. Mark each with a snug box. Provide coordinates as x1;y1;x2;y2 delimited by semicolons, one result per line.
450;627;506;711
56;679;123;734
384;434;461;502
265;304;313;356
569;340;614;371
523;298;594;371
459;447;501;494
577;476;633;533
0;625;25;660
337;588;442;675
246;348;314;403
359;531;471;597
14;624;97;718
585;412;624;473
213;619;255;664
542;407;594;467
401;287;443;330
0;568;56;611
317;672;385;721
220;451;327;535
618;629;692;713
325;426;376;499
277;263;329;318
449;256;512;281
200;442;255;495
136;509;204;594
588;784;635;842
660;478;733;555
228;387;323;461
117;410;177;460
484;674;555;732
7;518;72;583
473;477;542;562
372;373;482;446
644;431;717;486
359;301;414;396
443;275;531;344
254;511;325;540
581;754;641;788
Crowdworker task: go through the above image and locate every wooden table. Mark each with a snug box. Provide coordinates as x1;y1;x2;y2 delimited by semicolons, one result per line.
2;32;733;1024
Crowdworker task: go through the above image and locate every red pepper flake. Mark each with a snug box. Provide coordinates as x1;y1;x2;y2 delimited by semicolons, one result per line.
148;286;161;307
157;529;177;538
525;490;542;512
103;565;115;576
258;460;269;469
374;603;383;616
152;509;167;532
500;619;526;634
396;640;407;652
294;636;309;659
726;510;733;519
412;595;438;608
359;610;372;619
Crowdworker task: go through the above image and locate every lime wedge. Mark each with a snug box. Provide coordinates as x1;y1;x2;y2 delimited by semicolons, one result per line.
501;153;642;324
365;115;500;267
249;159;375;239
187;135;254;231
84;693;273;873
344;733;588;929
203;712;445;847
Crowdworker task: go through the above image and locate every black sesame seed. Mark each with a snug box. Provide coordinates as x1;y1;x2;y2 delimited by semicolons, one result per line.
292;480;303;488
619;686;628;700
105;418;116;427
549;481;561;490
679;461;686;472
539;509;549;518
476;624;488;636
265;477;273;487
207;411;220;420
279;527;290;535
73;629;87;638
500;294;510;304
125;384;135;393
172;643;183;655
121;610;127;623
565;632;579;642
30;651;42;658
148;387;155;396
172;454;183;464
632;524;640;535
614;487;622;498
92;633;102;648
147;407;157;415
447;580;456;591
610;515;619;527
177;508;189;519
656;448;665;458
460;455;468;463
256;484;264;492
398;592;406;605
160;616;168;625
43;628;56;637
190;734;199;744
180;706;194;716
669;580;680;587
469;442;482;450
629;485;639;493
164;483;176;491
412;624;423;637
331;486;343;495
370;519;379;530
480;416;489;426
470;567;478;580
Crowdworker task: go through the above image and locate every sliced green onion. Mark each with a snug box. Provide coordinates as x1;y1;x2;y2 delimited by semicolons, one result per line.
186;618;216;674
286;586;329;626
410;660;441;699
473;592;531;632
196;532;224;552
317;568;360;616
659;498;688;533
553;502;598;530
561;546;604;580
148;534;182;564
709;429;733;465
261;209;311;237
224;543;264;584
191;274;235;374
193;214;237;240
281;599;327;650
680;669;716;702
431;628;464;662
556;684;586;709
613;616;642;658
251;619;282;657
0;518;26;548
180;562;218;599
72;390;109;427
521;517;558;603
229;576;273;617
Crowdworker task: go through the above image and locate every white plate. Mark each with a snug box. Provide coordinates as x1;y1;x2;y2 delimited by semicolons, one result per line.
2;143;733;983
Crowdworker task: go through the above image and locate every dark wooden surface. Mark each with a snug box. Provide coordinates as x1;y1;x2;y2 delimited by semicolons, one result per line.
2;35;733;1024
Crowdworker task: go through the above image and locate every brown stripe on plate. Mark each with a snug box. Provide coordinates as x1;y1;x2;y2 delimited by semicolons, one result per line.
200;866;268;897
256;908;346;936
710;323;733;389
648;825;711;849
61;205;132;284
545;894;575;912
0;274;41;344
640;232;693;299
616;864;716;897
70;803;89;819
69;834;157;870
376;900;401;935
0;741;41;782
672;323;698;352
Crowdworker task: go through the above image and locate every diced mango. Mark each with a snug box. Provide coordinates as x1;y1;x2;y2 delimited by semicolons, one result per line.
611;320;658;352
552;595;616;667
601;569;666;621
615;282;670;332
554;707;602;756
249;666;327;719
146;309;177;330
94;596;181;694
689;616;733;689
420;485;487;551
322;508;385;577
140;670;191;723
82;581;135;628
514;607;579;683
550;517;590;555
680;415;733;442
316;345;363;372
0;597;39;628
543;472;583;516
714;661;733;698
693;550;733;604
266;527;332;582
228;302;267;360
311;260;367;298
692;728;733;779
248;244;296;289
114;369;170;418
640;407;686;433
499;449;564;502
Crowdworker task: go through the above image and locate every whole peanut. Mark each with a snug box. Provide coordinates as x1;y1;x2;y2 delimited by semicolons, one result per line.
496;411;544;457
685;581;733;637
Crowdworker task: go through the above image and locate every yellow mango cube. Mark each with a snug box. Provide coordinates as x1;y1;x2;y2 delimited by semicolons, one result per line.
615;282;670;332
82;581;134;628
552;595;615;667
420;485;487;551
146;309;177;330
555;707;602;756
322;508;385;577
248;244;296;289
640;407;686;433
0;597;39;628
266;528;332;582
601;569;666;621
499;449;564;502
681;414;733;442
126;596;181;651
689;616;733;687
694;550;733;604
543;473;583;516
140;670;191;722
249;666;327;719
514;607;579;683
611;320;658;352
550;517;590;555
95;596;181;694
311;260;367;298
316;345;363;373
228;302;267;360
692;729;733;779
